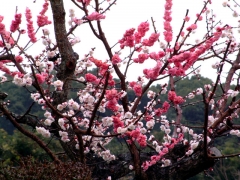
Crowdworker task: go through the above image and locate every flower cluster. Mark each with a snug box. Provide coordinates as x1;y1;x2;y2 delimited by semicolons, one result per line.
25;8;37;43
168;91;184;105
10;13;22;32
37;0;51;27
36;127;51;138
163;0;173;42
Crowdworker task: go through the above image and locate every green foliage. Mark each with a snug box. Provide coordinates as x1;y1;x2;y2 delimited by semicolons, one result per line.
0;128;63;165
0;80;44;134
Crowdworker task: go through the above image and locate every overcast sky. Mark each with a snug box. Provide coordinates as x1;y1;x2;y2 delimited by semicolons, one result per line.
0;0;239;83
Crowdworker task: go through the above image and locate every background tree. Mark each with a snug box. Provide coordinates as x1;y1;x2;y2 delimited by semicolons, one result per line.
0;0;240;179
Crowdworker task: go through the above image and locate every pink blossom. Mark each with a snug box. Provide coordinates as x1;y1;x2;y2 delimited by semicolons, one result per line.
168;91;184;105
1;60;11;63
0;23;5;34
164;0;172;10
39;1;49;15
142;33;160;46
25;8;37;43
35;73;46;84
133;84;142;96
0;62;11;75
129;81;136;88
163;31;172;42
0;15;3;22
154;101;170;116
134;53;149;63
154;108;163;117
112;115;124;132
77;0;91;5
162;147;169;153
184;16;190;22
173;96;185;104
143;61;162;80
134;22;149;43
196;14;203;21
137;22;149;35
129;129;147;147
142;161;150;171
15;55;23;63
85;73;97;83
168;51;191;63
137;134;147;147
37;15;51;27
162;101;170;112
89;57;109;76
106;89;119;100
164;11;172;22
144;114;153;122
149;52;160;60
87;12;105;21
186;24;197;31
11;71;23;78
3;31;14;45
119;28;135;49
180;31;185;37
112;54;121;65
10;13;22;32
158;51;165;58
163;0;173;43
134;32;142;44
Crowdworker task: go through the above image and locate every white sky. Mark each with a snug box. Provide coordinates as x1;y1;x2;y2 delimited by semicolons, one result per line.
0;0;239;83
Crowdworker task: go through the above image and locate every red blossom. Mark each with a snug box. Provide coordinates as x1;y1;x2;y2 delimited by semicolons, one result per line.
119;28;135;49
134;53;149;63
133;84;142;96
0;62;11;75
85;73;97;83
142;33;160;46
10;13;22;32
163;0;173;42
149;52;160;60
0;22;5;34
112;115;124;132
106;89;119;100
143;61;162;80
168;91;184;105
25;8;37;43
15;55;23;63
186;24;197;31
134;22;149;43
77;0;91;5
111;54;121;65
37;15;51;27
35;74;46;84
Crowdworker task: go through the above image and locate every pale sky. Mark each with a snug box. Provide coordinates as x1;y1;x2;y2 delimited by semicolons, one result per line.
0;0;239;83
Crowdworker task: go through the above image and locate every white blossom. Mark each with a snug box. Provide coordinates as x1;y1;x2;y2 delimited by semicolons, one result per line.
191;142;199;150
146;120;155;129
53;80;63;91
188;92;195;99
36;127;51;138
124;112;132;119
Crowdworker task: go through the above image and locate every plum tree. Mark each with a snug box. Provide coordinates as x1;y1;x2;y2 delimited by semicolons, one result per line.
0;0;240;179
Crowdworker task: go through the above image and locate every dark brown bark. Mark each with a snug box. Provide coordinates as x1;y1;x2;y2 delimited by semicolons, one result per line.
49;0;84;162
